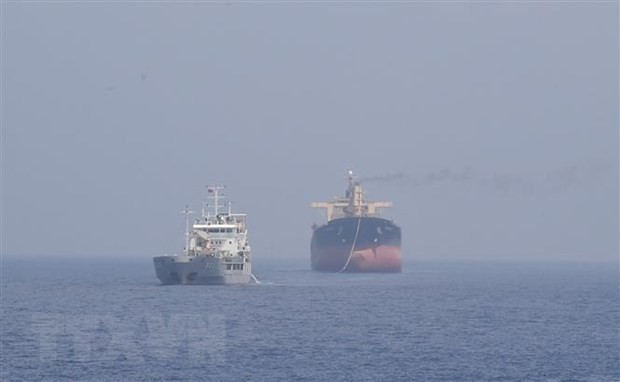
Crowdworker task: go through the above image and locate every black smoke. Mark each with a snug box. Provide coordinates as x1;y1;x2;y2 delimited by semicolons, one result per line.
359;161;614;196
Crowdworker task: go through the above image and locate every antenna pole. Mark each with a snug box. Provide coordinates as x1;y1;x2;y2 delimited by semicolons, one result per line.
180;205;194;255
214;188;219;215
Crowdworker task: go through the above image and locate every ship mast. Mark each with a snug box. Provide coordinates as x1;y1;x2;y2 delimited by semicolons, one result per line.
180;205;193;255
206;185;226;216
311;170;393;222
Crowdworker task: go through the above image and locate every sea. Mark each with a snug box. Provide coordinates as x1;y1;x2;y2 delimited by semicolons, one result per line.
1;257;618;382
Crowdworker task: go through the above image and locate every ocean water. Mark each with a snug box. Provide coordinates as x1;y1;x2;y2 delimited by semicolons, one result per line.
1;257;618;382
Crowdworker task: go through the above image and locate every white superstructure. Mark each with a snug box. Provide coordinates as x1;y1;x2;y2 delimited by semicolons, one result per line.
153;186;252;285
311;171;392;222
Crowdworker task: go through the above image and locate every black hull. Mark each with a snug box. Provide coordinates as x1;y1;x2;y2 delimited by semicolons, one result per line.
311;217;402;272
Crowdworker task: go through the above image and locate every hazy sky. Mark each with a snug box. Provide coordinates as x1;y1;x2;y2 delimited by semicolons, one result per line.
3;2;618;262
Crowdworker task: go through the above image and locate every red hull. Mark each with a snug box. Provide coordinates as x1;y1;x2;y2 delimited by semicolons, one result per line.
311;244;402;273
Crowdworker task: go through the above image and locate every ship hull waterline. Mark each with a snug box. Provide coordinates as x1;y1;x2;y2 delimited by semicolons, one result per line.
153;255;251;285
311;244;402;273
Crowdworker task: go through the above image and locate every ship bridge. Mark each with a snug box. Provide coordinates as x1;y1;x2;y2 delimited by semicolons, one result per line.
311;171;392;222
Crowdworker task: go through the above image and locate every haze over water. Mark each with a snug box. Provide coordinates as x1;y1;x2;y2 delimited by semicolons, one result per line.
2;2;618;381
3;3;617;263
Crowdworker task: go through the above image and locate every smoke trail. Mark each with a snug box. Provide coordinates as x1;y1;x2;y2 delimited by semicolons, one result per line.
361;167;478;187
359;172;407;183
360;161;614;196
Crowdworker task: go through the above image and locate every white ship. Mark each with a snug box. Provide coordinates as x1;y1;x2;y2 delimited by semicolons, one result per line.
153;186;252;285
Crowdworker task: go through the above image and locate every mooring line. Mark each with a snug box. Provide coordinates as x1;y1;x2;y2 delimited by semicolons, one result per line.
337;217;362;274
251;274;262;284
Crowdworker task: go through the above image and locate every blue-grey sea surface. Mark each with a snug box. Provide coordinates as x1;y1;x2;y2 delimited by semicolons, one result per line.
2;257;618;381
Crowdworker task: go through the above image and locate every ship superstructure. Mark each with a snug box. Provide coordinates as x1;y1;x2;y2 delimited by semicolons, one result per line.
310;171;402;272
153;186;252;285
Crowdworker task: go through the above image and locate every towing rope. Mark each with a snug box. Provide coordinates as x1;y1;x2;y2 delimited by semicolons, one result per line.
337;217;362;274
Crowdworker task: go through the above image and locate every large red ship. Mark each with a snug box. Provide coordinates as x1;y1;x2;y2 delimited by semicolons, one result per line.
310;172;402;273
